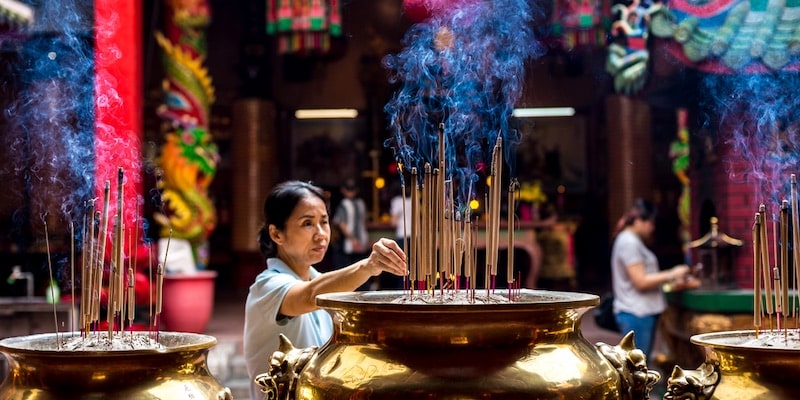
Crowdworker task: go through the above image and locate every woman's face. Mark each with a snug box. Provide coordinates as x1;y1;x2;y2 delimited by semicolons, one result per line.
633;217;656;240
272;194;331;269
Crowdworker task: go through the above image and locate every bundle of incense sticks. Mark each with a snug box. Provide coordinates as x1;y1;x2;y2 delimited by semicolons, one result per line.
402;128;517;301
71;167;166;342
752;173;800;339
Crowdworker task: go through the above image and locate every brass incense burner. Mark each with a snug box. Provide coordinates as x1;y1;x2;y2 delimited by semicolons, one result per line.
255;289;660;399
0;331;232;399
660;192;800;399
664;330;800;400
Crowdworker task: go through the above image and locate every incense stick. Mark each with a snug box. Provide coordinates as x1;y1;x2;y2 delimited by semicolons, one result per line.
410;168;418;297
43;220;61;349
401;181;408;291
759;206;774;328
490;135;503;291
81;206;90;335
791;174;800;325
507;180;517;297
98;181;111;337
438;124;447;293
753;213;762;336
780;200;789;334
70;221;75;333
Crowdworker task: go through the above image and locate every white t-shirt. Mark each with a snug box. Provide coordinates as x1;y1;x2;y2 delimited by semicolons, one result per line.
243;258;333;384
611;229;666;317
390;195;412;240
333;197;368;254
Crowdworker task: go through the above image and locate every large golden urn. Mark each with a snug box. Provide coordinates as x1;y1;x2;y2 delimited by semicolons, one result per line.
664;330;800;400
0;331;232;399
256;289;660;399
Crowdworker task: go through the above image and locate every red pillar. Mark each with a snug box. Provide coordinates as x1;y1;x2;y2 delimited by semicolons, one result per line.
606;95;654;234
94;0;142;228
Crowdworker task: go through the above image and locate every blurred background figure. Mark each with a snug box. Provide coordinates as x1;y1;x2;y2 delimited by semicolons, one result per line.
382;182;412;289
332;179;371;289
611;198;699;359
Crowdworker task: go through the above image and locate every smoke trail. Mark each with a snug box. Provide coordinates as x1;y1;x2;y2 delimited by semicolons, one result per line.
700;72;800;208
2;0;95;246
383;0;543;208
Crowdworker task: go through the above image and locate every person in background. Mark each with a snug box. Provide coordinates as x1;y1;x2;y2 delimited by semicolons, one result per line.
243;180;407;399
611;198;699;359
332;178;371;288
382;183;412;289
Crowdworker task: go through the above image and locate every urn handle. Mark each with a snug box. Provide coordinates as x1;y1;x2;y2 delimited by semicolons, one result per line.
662;361;720;400
254;334;318;400
596;331;662;400
217;387;233;400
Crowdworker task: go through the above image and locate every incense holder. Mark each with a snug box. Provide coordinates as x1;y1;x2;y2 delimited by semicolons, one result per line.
254;289;660;399
665;330;800;400
0;331;232;399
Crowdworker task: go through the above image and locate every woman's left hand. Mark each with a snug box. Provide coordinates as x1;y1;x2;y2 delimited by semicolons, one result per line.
671;276;701;291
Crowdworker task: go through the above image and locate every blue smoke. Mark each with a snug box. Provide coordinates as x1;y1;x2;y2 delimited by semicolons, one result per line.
383;0;544;209
2;0;95;247
700;72;800;208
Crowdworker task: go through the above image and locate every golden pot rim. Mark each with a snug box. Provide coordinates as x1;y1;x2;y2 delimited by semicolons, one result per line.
316;288;599;313
0;331;217;356
690;329;800;353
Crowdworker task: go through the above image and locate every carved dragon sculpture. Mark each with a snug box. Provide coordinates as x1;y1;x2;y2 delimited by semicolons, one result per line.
663;362;720;400
254;334;318;400
597;330;662;400
154;0;218;267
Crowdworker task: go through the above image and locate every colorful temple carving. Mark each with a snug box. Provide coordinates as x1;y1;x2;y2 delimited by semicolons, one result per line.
265;0;343;55
650;0;800;73
154;0;219;269
607;0;800;93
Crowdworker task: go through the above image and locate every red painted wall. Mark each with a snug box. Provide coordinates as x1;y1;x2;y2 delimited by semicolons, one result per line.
94;0;143;229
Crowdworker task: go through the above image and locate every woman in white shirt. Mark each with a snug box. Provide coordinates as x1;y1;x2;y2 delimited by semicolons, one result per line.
611;198;697;358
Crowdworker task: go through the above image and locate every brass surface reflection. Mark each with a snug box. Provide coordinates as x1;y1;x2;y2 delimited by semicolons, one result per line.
0;331;232;399
256;289;661;399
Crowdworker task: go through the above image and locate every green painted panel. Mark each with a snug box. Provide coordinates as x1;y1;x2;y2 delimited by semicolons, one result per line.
667;289;799;313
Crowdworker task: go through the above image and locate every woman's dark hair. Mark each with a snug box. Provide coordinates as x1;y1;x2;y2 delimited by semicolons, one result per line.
615;198;657;234
257;181;329;258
